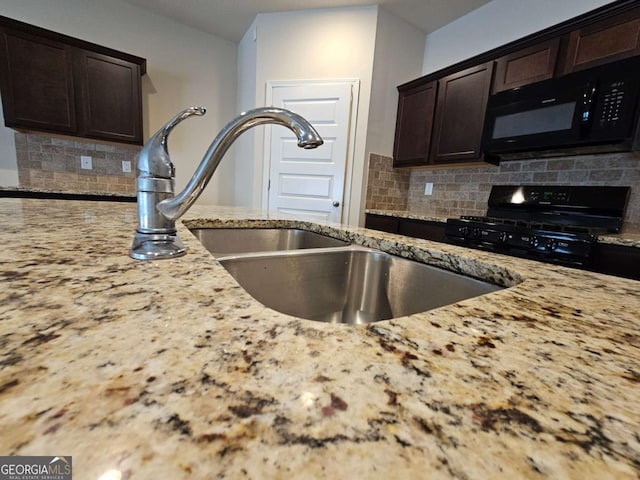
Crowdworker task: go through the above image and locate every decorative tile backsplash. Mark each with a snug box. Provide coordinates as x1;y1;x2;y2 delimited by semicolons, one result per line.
366;152;640;233
15;132;140;195
365;153;411;211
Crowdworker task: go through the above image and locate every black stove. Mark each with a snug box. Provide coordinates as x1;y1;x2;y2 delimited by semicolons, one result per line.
445;185;630;267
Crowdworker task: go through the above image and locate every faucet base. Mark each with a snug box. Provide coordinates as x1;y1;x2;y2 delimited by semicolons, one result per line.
130;232;186;260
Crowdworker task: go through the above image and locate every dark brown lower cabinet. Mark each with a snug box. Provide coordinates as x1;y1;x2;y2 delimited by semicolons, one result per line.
398;219;446;243
590;243;640;281
364;213;399;234
365;214;446;243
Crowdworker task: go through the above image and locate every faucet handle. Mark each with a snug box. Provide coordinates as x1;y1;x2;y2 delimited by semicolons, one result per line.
161;106;206;138
137;106;206;179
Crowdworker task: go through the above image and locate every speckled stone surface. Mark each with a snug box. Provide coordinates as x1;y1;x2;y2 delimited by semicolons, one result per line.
0;186;135;199
1;198;639;479
366;208;640;248
366;208;448;224
598;232;640;247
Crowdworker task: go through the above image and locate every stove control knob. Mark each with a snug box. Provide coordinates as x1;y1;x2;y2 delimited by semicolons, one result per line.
471;228;481;238
459;226;468;236
531;236;540;248
547;240;558;251
499;232;509;243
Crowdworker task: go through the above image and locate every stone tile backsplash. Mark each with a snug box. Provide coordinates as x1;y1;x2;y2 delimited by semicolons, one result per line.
365;153;411;211
366;152;640;233
15;132;140;195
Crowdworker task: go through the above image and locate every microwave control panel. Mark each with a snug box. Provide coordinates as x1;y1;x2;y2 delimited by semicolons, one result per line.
598;80;627;126
592;72;640;139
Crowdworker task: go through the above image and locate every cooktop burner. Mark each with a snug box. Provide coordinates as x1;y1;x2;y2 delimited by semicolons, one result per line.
445;185;630;266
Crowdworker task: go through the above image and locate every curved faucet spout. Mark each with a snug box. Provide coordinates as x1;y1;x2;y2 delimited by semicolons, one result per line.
130;106;323;260
157;107;323;221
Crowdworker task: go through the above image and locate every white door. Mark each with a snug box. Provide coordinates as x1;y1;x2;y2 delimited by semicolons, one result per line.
266;81;354;223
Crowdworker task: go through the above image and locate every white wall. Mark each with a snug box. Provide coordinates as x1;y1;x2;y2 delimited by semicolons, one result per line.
367;6;426;158
235;19;259;207
0;0;237;205
422;0;616;75
0;99;17;185
237;6;378;225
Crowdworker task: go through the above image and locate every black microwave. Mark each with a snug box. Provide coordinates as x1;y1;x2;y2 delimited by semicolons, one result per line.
482;56;640;162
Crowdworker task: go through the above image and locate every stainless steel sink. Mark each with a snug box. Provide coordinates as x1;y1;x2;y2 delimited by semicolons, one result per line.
189;228;349;257
219;246;502;324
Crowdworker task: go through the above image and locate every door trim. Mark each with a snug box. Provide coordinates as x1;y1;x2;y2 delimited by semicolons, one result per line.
262;78;360;224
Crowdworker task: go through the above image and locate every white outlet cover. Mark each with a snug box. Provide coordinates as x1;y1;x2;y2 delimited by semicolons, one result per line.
424;182;434;195
80;156;92;170
122;160;132;173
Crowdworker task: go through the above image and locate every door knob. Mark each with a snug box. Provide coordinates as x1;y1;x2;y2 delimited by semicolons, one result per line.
332;201;340;207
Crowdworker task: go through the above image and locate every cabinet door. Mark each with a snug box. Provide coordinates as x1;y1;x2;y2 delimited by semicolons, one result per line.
562;8;640;74
393;80;437;167
590;243;640;281
0;27;77;133
398;219;446;243
430;62;494;165
493;38;559;93
75;50;142;144
365;214;399;234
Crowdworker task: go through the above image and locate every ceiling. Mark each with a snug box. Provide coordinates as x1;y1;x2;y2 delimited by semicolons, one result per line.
123;0;491;43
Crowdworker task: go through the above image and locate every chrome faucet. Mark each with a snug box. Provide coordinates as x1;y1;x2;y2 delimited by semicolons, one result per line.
130;107;323;260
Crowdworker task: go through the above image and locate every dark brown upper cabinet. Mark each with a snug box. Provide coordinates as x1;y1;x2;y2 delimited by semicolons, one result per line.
392;1;640;169
74;49;142;144
429;62;494;165
0;28;77;134
393;81;437;167
562;7;640;74
0;16;146;145
493;38;560;93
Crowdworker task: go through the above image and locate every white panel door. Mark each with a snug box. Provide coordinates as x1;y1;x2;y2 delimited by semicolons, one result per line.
267;82;353;223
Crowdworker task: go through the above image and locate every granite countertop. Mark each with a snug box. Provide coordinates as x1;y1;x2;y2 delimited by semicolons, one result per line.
366;208;449;224
365;209;640;248
1;198;639;479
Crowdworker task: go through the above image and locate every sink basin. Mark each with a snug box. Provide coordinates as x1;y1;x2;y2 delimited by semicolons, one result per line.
219;247;503;324
189;228;349;257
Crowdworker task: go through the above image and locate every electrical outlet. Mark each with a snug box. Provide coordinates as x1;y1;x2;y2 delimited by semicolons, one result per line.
80;156;92;170
424;182;434;195
122;160;132;173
